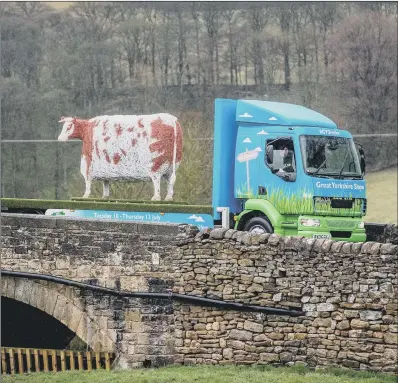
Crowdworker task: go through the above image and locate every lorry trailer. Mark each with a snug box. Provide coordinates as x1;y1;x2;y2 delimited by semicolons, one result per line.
1;98;367;242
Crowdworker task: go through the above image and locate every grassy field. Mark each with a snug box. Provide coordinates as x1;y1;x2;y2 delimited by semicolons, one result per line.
365;167;397;224
1;365;395;383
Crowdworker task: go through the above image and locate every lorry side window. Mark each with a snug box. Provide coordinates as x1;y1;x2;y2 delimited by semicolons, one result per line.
265;138;296;174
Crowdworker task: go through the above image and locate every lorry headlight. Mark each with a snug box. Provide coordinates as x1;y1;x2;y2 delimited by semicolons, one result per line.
358;221;365;229
300;218;320;227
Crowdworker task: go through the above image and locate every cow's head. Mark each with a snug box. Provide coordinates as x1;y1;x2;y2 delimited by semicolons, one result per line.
58;116;77;141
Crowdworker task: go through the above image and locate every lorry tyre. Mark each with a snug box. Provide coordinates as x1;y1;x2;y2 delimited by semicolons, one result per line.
244;216;273;234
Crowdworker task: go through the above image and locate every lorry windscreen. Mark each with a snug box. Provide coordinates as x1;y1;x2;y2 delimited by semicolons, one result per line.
300;135;362;179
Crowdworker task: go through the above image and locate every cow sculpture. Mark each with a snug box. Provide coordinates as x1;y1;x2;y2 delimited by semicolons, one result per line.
58;113;183;201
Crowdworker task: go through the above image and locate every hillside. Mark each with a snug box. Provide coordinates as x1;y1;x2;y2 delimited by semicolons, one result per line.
365;167;397;224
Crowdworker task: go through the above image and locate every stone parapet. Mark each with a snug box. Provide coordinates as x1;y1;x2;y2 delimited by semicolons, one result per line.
1;216;397;372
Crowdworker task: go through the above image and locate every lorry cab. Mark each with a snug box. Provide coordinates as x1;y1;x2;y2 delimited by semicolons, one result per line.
212;98;367;242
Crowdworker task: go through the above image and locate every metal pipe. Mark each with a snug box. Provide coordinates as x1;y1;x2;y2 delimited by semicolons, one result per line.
1;269;304;316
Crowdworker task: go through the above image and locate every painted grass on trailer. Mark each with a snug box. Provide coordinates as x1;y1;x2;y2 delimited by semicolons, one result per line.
1;365;395;383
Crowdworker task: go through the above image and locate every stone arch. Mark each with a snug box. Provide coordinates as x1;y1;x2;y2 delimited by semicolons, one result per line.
1;276;116;352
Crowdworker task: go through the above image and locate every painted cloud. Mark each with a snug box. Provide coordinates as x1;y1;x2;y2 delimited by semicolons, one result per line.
238;112;253;118
188;214;205;223
243;138;252;143
257;130;269;135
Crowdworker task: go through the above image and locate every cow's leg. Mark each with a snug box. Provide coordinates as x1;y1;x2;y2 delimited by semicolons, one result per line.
165;173;176;201
81;156;92;198
82;177;92;198
102;180;110;199
150;174;161;201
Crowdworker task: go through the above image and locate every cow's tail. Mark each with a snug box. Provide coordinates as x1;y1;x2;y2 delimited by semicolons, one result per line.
170;117;178;184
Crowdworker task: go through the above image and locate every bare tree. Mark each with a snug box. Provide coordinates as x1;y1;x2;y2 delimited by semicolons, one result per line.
329;11;397;131
202;3;222;85
314;3;339;71
222;9;237;85
275;4;292;90
247;5;269;87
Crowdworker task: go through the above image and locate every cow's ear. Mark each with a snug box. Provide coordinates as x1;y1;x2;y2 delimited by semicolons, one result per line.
59;116;67;122
72;117;76;123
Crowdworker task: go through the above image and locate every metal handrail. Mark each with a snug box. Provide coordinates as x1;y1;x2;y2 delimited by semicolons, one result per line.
1;269;304;316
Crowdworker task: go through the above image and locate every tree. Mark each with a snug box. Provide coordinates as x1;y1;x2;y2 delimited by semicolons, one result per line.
202;3;222;85
275;4;292;90
329;11;397;132
247;5;269;87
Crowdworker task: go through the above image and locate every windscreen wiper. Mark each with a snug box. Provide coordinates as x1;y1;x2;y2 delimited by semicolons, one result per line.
312;158;327;176
338;144;350;179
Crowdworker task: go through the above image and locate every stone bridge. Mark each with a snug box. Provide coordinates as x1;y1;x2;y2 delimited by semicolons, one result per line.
1;214;397;373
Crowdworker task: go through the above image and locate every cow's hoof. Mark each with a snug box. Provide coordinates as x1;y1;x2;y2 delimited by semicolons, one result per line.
165;195;173;201
151;196;161;202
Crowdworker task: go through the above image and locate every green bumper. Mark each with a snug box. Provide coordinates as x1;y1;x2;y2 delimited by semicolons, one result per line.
294;215;366;243
236;199;366;242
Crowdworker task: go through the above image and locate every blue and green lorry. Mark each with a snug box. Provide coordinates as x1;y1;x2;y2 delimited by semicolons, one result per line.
1;98;367;242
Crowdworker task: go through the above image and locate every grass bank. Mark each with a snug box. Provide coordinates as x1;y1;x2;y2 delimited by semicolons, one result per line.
2;365;395;383
365;167;397;224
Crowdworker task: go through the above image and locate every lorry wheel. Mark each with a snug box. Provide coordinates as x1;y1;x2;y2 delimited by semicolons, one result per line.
244;217;273;234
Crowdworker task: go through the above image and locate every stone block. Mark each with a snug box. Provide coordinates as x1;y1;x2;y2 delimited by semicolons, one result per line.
227;340;245;350
120;276;147;292
384;333;398;345
360;310;383;321
125;310;141;322
238;259;253;267
243;320;263;333
260;353;279;362
351;319;370;329
317;303;337;312
229;329;253;341
247;283;263;292
313;318;332;327
268;332;284;340
336;320;350;330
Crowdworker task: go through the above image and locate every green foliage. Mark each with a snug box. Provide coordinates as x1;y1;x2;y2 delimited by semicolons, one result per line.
1;365;395;383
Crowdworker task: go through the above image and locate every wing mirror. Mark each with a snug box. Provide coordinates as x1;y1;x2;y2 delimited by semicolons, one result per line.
355;142;366;176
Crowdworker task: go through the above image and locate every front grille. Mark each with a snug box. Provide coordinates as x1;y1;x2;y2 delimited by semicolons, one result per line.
331;198;354;209
331;231;352;238
327;220;357;229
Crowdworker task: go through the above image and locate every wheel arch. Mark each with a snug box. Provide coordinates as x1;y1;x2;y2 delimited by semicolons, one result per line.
235;210;268;231
235;199;284;231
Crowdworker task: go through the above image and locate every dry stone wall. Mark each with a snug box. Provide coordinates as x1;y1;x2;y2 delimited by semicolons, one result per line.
172;228;398;373
1;215;397;373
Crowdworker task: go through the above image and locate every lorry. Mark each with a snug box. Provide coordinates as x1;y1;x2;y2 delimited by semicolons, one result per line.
1;98;367;242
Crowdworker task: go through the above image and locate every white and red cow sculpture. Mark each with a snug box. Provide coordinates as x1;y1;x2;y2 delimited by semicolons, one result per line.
58;114;183;201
